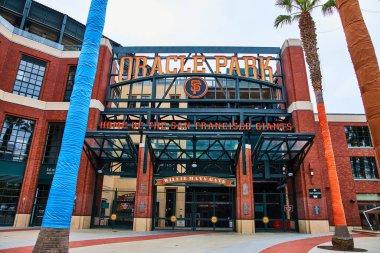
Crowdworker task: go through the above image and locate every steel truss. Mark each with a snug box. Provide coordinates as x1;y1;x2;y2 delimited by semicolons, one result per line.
146;132;242;177
83;47;315;178
252;132;314;175
103;46;289;127
84;132;138;176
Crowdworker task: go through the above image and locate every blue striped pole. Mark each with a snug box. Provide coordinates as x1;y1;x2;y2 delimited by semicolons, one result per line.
42;0;108;229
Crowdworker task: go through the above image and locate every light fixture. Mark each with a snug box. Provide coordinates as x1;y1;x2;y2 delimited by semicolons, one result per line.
97;170;103;174
192;163;197;168
287;172;293;177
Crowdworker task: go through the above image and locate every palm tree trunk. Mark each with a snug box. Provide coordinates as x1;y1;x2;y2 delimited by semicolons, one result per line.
33;0;108;252
299;12;353;250
336;0;380;167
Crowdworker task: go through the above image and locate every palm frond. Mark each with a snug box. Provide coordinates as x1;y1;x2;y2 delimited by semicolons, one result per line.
275;0;294;13
307;0;321;10
274;15;294;28
321;0;336;15
294;0;307;11
292;13;302;22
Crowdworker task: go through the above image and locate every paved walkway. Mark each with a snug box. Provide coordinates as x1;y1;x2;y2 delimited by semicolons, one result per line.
0;228;378;253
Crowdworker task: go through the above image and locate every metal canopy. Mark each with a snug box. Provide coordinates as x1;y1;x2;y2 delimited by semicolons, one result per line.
84;132;138;176
146;132;243;177
252;132;314;166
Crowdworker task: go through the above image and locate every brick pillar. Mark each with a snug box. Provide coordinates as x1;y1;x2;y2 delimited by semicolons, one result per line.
235;144;255;233
92;174;104;226
70;153;96;229
133;142;154;232
281;39;329;234
14;120;48;227
71;109;100;229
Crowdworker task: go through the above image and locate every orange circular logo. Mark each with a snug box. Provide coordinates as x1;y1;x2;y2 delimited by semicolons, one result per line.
183;77;208;98
211;216;218;223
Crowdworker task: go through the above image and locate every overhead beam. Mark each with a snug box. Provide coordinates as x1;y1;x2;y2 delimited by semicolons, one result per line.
113;46;281;55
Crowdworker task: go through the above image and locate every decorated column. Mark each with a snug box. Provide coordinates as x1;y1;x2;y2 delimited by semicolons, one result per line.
235;144;255;233
133;142;154;231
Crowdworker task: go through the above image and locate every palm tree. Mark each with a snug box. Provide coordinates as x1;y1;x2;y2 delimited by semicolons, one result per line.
333;0;380;177
274;0;353;250
32;0;108;252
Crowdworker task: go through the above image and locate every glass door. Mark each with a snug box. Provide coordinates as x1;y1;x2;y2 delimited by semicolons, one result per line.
154;186;234;231
254;182;297;231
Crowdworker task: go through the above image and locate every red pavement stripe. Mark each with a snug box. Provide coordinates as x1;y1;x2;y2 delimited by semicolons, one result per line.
0;231;209;253
260;233;371;253
0;228;40;233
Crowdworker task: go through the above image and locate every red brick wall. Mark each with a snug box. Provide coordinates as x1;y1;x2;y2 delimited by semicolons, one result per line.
282;44;329;223
235;147;254;220
0;33;111;102
281;42;380;227
0;33;112;219
315;121;379;226
0;34;77;101
134;145;154;219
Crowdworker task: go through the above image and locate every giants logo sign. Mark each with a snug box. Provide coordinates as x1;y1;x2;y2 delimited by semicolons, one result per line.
183;77;208;98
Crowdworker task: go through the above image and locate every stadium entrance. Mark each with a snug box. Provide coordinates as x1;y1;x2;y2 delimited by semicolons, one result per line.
154;186;235;231
84;46;314;233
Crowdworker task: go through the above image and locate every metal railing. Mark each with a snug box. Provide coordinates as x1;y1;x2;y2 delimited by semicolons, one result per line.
0;15;65;50
363;206;380;231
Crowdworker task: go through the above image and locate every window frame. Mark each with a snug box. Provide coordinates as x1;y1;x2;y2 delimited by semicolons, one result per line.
12;55;47;99
42;123;65;164
63;65;77;102
169;94;180;108
345;126;372;148
129;95;137;108
140;95;150;108
0;115;36;162
350;156;379;180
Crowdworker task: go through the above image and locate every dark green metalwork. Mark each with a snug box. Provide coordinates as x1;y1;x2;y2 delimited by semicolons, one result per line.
84;132;138;176
252;132;314;173
146;132;242;177
113;46;280;55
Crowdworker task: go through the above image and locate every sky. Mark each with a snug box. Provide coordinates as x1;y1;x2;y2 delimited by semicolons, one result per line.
36;0;380;114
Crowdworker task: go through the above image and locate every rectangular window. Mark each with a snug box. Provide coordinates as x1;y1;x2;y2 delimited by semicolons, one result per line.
129;95;137;108
0;182;22;225
170;95;180;108
42;123;65;164
63;66;77;101
345;126;372;147
351;157;379;179
13;55;46;99
140;95;150;108
0;115;35;162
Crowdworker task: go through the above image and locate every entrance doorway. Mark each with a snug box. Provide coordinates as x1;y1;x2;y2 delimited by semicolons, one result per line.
254;182;297;231
154;186;234;231
92;189;135;229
